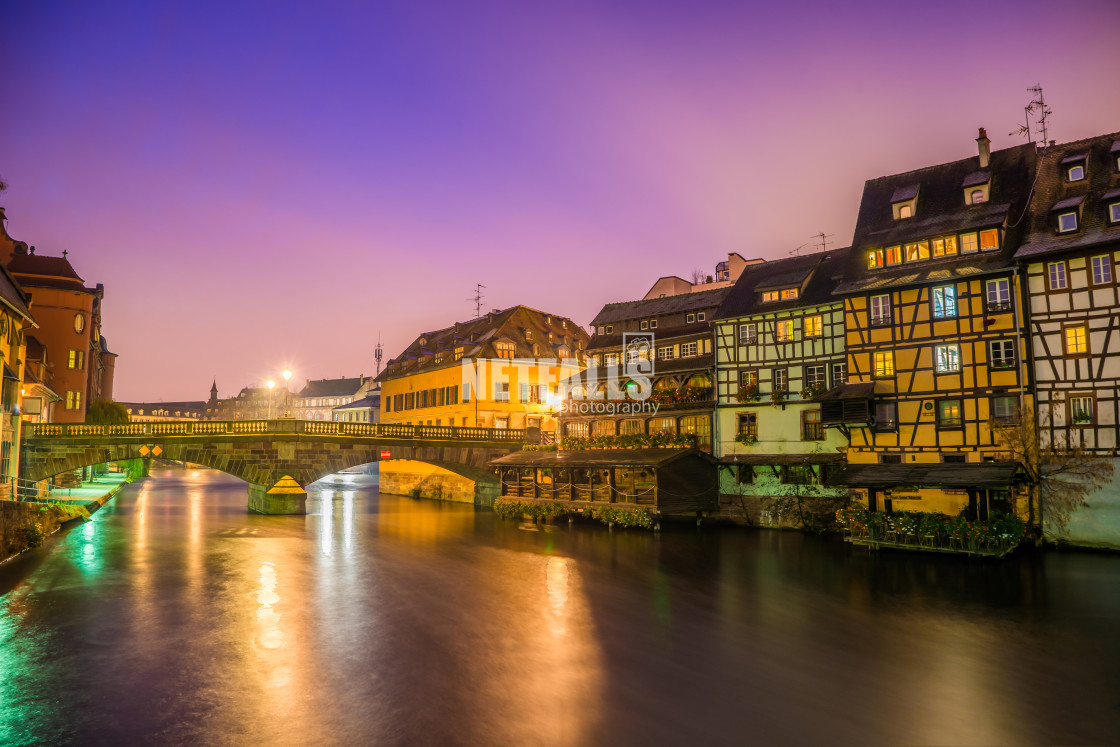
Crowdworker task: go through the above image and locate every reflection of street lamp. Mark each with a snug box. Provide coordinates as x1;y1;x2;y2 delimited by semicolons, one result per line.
267;380;275;419
282;370;292;417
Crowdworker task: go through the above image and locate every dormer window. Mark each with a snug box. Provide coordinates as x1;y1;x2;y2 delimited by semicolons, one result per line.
1105;189;1120;225
962;171;990;205
1109;202;1120;225
1061;154;1087;182
1052;196;1083;234
640;320;648;330
649;319;657;329
890;184;920;220
686;313;696;323
760;288;799;302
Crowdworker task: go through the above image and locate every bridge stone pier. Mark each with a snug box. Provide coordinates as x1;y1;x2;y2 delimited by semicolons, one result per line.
22;420;532;514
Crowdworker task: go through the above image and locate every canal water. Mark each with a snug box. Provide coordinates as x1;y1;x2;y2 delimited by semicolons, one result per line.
2;467;1119;746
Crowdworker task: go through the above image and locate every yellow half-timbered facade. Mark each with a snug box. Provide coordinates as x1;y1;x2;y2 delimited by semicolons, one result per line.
826;130;1037;518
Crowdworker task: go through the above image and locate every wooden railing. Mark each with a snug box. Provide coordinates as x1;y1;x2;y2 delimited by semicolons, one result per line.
26;420;535;444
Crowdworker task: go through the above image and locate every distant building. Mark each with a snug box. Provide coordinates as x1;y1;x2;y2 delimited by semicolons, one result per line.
641;252;761;300
294;376;372;420
332;386;381;423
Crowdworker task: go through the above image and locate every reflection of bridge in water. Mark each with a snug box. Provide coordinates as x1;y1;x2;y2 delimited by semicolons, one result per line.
22;420;534;514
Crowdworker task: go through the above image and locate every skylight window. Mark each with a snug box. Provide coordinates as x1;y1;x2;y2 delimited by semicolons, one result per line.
1067;164;1085;181
1057;212;1079;233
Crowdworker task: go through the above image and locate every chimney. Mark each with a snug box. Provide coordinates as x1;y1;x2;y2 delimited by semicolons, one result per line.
976;127;991;168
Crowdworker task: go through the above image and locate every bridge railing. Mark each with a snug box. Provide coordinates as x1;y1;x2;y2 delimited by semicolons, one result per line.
25;420;536;444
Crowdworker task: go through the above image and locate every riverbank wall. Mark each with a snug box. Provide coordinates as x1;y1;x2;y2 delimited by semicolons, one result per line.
0;472;133;565
378;460;500;506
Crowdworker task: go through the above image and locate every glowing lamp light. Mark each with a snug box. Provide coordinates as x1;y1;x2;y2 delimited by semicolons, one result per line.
267;380;275;390
282;370;292;382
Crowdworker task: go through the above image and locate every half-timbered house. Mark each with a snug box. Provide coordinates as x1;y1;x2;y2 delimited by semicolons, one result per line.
559;286;729;451
1014;130;1120;547
825;129;1037;518
711;249;850;524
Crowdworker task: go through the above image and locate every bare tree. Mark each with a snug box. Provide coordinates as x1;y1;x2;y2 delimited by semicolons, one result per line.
689;267;706;284
0;174;7;192
990;405;1113;537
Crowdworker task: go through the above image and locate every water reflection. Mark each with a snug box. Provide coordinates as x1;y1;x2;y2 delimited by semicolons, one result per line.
0;467;1118;745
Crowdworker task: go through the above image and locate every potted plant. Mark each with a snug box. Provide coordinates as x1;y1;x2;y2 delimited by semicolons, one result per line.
736;383;761;403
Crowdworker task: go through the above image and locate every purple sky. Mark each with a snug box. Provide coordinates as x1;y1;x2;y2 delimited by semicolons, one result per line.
2;0;1119;402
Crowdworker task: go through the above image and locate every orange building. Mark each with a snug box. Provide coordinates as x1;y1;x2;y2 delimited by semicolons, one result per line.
0;212;114;423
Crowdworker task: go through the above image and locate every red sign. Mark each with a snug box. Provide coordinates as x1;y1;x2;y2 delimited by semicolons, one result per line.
380;450;391;459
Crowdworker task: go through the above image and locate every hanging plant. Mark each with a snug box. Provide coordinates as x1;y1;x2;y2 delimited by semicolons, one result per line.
800;383;827;401
770;388;787;407
736;383;761;403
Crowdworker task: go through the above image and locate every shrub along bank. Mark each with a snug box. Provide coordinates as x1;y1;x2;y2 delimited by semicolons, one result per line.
1;501;89;562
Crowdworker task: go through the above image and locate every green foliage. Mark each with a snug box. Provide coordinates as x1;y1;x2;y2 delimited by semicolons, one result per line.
734;433;757;446
16;522;45;549
735;383;761;404
799;383;827;401
836;508;1026;550
560;432;696;450
521;444;558;452
769;388;786;407
85;399;130;425
650;386;713;405
492;499;655;530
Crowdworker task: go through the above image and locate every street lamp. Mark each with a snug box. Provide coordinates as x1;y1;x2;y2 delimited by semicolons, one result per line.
282;369;292;417
267;379;275;419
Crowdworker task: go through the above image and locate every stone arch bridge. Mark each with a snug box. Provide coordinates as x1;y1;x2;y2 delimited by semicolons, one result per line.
22;420;534;513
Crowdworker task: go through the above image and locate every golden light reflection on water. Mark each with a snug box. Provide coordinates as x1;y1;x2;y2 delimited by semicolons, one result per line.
255;562;285;653
546;556;570;636
319;492;333;556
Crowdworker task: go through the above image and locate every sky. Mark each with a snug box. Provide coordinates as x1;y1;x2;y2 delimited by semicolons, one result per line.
2;0;1119;402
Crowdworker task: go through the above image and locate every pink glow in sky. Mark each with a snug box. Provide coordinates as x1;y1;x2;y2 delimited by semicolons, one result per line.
2;0;1119;401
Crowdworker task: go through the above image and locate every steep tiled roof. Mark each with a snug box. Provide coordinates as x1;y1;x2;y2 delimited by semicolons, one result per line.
7;252;88;293
333;393;380;411
1014;131;1120;260
298;377;368;398
0;263;33;322
714;248;850;319
591;286;729;326
377;305;588;382
840;140;1037;291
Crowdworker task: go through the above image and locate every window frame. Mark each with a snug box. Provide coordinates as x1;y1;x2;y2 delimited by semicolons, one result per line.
801;409;824;441
934;344;961;374
1047;261;1068;291
990;395;1019;424
936;398;964;429
773;368;788;392
873;401;898;432
985;278;1012;313
1109;202;1120;226
872;351;894;379
774;319;794;342
1068;393;1096;427
1062;322;1090;359
679;341;698;358
869;294;892;327
931;285;958;319
1067;163;1086;182
1090;254;1114;286
1057;211;1079;234
804;314;824;338
738;323;757;345
686;314;696;324
988;339;1016;370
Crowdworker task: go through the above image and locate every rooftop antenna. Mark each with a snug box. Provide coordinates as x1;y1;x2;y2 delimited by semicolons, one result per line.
811;232;834;254
469;283;486;318
374;332;383;376
787;242;808;257
1011;85;1052;148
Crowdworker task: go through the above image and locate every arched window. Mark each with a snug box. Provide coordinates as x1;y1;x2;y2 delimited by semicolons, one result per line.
970;189;986;204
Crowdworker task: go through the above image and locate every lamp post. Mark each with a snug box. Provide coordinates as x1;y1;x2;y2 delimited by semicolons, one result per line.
267;379;275;419
282;369;292;417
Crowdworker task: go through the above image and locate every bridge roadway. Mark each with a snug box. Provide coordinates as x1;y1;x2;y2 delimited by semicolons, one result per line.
22;419;534;513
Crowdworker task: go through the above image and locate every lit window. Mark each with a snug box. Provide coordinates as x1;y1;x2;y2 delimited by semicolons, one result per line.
898;204;913;219
1057;212;1079;233
931;286;957;318
1068;164;1085;181
775;320;794;342
979;229;1000;251
937;399;963;428
985;278;1011;312
66;391;82;410
680;342;698;357
1091;255;1113;285
1064;325;1088;356
873;351;894;377
870;294;891;326
804;315;823;337
739;370;758;388
989;340;1016;369
73;314;85;334
904;241;930;262
867;249;883;269
781;288;798;300
885;246;901;265
1048;262;1068;290
738;324;757;344
657;346;674;361
935;344;961;373
1110;203;1120;224
960;232;979;254
932;236;958;257
970;189;986;204
67;349;85;369
1069;395;1094;425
